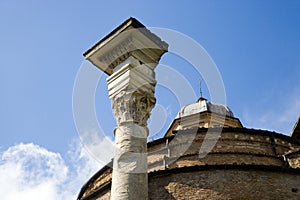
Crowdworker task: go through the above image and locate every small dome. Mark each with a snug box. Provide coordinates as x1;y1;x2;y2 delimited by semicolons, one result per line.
177;97;234;118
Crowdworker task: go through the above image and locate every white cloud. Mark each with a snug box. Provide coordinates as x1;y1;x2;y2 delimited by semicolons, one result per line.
79;130;115;166
0;141;103;200
242;88;300;135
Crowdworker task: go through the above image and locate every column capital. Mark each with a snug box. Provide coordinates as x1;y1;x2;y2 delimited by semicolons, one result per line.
111;90;155;126
106;56;156;127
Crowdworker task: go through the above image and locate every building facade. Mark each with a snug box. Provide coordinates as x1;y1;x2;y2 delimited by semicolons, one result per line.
77;97;300;200
78;18;300;200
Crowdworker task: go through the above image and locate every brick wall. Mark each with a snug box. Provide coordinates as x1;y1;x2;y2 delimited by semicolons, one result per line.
92;167;300;200
78;128;300;200
148;168;300;200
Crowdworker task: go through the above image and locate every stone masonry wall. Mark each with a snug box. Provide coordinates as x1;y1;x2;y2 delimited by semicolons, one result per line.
148;168;300;200
79;128;300;200
92;167;300;200
147;128;300;171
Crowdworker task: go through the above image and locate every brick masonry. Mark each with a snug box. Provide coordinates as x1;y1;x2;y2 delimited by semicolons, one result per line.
78;128;300;200
148;168;300;200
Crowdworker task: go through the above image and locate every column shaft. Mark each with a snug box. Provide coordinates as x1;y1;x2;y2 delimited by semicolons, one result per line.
111;124;148;200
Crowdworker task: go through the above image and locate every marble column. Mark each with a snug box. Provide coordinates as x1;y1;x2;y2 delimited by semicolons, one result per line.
107;57;156;200
83;18;168;200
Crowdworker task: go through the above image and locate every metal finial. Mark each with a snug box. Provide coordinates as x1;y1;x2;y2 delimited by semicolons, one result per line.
200;79;203;98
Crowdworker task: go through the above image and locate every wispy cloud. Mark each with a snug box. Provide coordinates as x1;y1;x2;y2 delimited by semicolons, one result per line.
242;88;300;135
0;141;102;200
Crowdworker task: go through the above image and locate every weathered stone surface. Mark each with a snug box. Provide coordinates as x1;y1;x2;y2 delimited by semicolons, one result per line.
106;40;166;200
83;17;168;75
286;149;300;168
86;167;300;200
148;169;300;200
77;128;300;200
108;61;156;200
110;90;155;127
84;17;168;200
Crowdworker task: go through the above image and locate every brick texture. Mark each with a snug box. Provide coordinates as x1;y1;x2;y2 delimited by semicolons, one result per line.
78;128;300;200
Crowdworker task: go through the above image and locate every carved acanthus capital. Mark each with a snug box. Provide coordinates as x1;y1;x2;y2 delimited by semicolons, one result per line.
112;91;155;126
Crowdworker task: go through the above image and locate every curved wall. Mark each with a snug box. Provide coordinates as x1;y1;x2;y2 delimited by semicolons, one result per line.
78;128;300;200
148;166;300;200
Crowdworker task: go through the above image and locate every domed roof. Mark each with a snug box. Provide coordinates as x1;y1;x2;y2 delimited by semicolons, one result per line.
177;97;234;118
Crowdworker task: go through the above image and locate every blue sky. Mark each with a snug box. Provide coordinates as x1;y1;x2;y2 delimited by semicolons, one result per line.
1;1;300;199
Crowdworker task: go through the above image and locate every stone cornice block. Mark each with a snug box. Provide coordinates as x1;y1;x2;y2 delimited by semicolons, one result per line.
84;17;168;75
